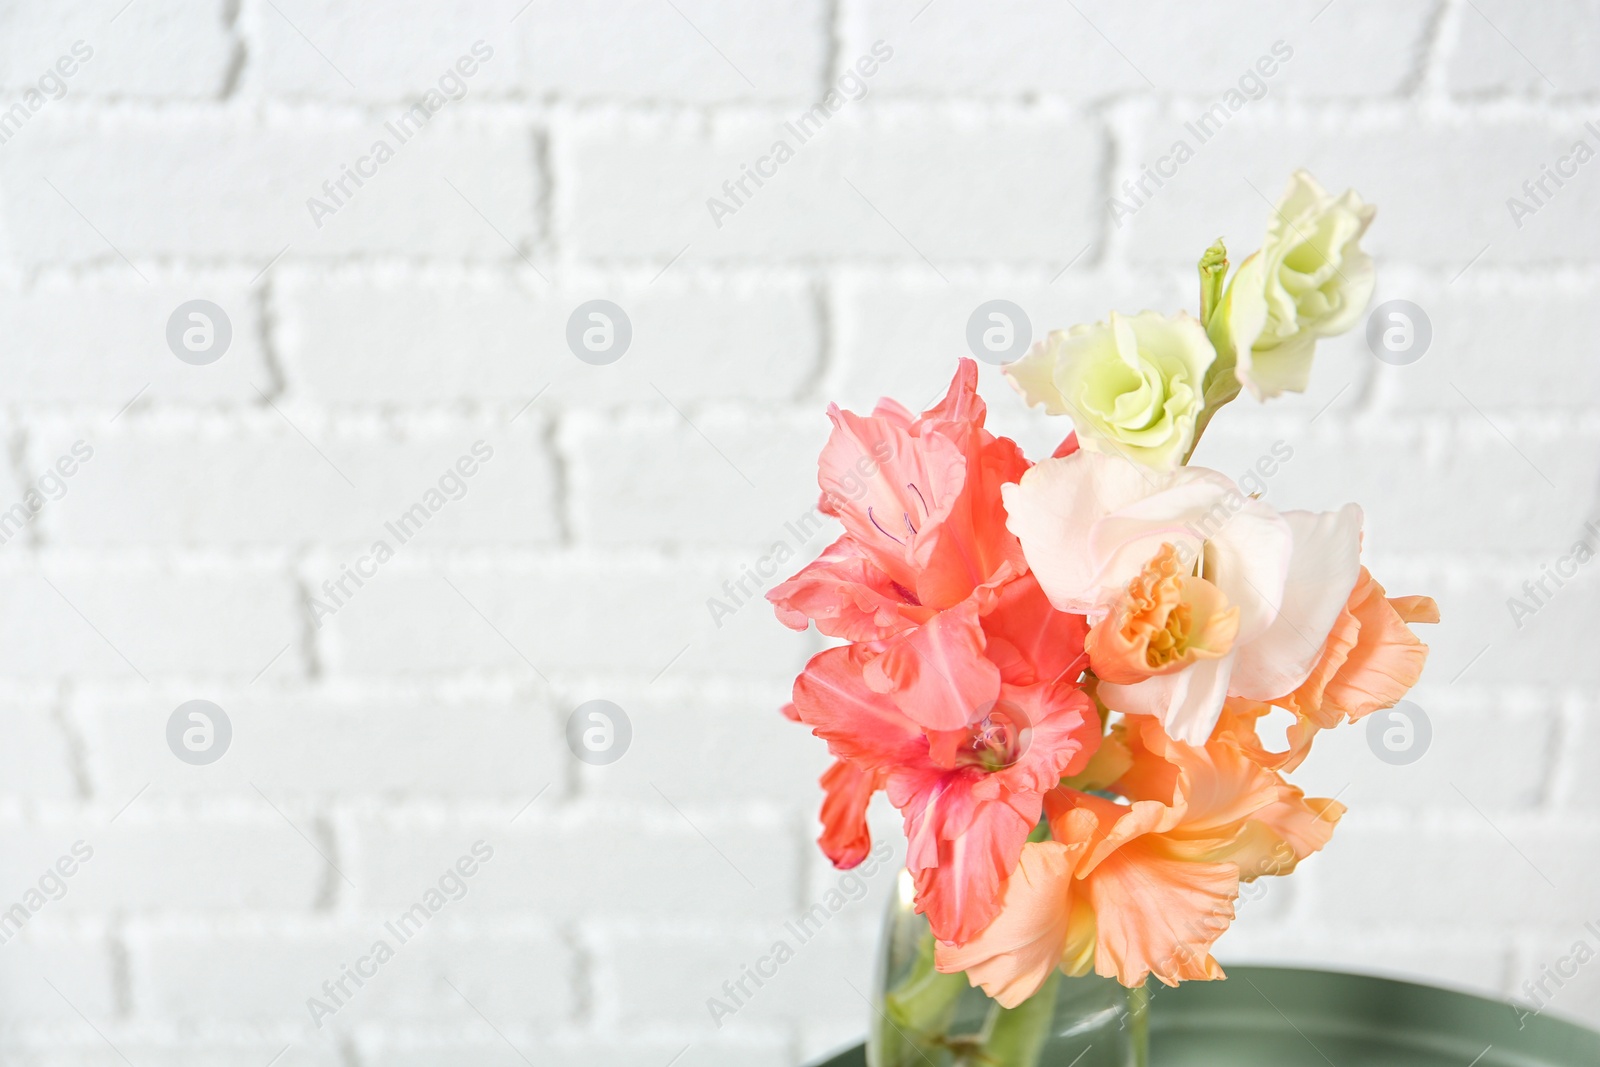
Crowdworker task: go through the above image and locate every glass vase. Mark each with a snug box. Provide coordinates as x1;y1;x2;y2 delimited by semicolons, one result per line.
870;870;1148;1067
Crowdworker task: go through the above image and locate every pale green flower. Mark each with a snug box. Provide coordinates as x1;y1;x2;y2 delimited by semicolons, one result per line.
1005;309;1214;471
1210;170;1376;400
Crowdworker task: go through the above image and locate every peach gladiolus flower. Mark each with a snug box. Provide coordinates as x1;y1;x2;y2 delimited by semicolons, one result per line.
935;715;1342;1003
1226;567;1439;772
1284;566;1438;725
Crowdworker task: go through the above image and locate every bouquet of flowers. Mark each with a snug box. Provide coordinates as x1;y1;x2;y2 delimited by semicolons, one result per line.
769;171;1439;1065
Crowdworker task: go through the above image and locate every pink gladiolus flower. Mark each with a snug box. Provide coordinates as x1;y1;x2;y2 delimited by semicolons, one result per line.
771;360;1033;728
773;360;1100;943
792;637;1099;943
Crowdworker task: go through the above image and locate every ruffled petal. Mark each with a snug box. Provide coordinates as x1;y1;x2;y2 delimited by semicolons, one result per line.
1043;788;1236;988
934;838;1090;1007
1188;492;1293;644
1117;716;1281;850
913;807;1037;945
1231;790;1344;881
1209;698;1315;773
864;599;1003;732
1390;595;1440;624
892;765;1038;943
1277;566;1436;732
766;535;925;641
790;646;924;768
1318;572;1434;722
980;575;1089;687
1085;838;1237;987
817;405;966;594
817;758;881;869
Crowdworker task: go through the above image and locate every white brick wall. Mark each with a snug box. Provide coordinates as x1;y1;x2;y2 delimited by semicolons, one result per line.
0;1;1596;1063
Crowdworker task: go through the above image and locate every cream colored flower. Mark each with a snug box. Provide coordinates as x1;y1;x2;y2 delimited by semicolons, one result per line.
1210;170;1376;400
1005;310;1214;471
1002;448;1365;744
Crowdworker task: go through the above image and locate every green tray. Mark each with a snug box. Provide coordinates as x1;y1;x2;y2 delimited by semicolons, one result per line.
808;965;1600;1065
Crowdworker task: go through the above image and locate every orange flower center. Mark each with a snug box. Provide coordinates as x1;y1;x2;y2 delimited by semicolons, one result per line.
1146;599;1196;670
1086;543;1241;685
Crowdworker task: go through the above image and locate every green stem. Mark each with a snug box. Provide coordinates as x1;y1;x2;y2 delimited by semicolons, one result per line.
980;969;1061;1067
1185;238;1237;466
872;929;968;1067
1127;982;1151;1067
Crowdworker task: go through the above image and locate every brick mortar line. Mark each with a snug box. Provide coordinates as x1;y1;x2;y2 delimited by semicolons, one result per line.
30;92;1600;120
